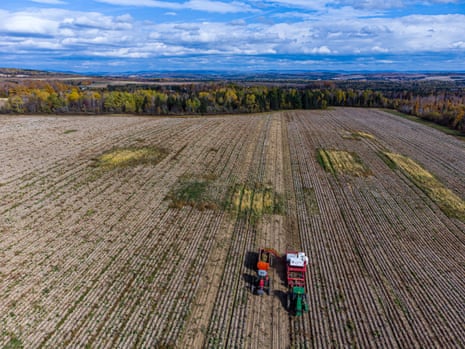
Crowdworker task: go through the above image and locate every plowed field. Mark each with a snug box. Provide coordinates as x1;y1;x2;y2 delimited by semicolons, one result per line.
1;109;464;348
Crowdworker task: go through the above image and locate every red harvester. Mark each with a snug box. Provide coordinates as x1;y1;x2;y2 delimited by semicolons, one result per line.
285;251;309;316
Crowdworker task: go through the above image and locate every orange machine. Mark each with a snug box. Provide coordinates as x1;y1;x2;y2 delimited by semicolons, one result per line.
252;248;280;295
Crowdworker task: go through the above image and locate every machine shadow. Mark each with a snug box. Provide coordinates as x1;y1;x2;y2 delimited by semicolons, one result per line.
243;251;259;288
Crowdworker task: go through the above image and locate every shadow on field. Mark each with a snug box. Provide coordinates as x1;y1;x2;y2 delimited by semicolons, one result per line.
244;250;258;270
274;289;289;309
243;273;256;290
243;251;259;291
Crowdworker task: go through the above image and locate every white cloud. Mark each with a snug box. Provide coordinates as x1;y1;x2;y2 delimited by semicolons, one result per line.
311;46;332;54
18;38;64;50
116;14;133;22
450;41;465;49
62;13;133;30
30;0;67;4
0;13;59;36
335;0;403;10
94;0;255;13
423;0;458;3
264;0;460;11
1;3;465;71
261;0;328;11
372;46;389;53
185;0;255;13
386;14;465;51
95;0;174;6
90;48;151;58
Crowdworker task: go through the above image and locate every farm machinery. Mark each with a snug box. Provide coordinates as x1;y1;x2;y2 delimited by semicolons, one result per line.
251;248;309;316
251;248;280;295
285;251;309;316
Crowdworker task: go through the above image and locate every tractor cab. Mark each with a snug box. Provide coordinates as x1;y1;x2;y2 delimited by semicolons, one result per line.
254;269;270;295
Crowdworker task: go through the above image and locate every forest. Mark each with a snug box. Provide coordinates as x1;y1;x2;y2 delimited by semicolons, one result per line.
1;78;464;133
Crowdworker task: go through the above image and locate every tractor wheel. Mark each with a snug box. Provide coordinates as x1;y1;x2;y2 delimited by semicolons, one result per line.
286;292;291;310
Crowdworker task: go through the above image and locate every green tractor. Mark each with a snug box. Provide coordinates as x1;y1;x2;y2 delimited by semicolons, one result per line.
287;286;309;316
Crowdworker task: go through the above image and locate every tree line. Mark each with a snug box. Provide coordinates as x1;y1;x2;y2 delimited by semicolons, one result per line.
1;79;464;133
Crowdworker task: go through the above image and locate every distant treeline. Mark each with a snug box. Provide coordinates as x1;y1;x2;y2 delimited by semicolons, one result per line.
1;80;464;133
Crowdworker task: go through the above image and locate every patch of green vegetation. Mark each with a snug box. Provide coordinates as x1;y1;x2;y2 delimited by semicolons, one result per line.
4;334;23;349
85;208;95;217
303;187;319;215
166;175;218;210
345;319;355;333
383;109;465;140
227;183;284;220
317;148;372;177
93;146;168;170
64;129;78;134
383;151;465;220
167;175;284;224
342;130;375;141
394;296;408;315
377;151;397;170
317;148;335;175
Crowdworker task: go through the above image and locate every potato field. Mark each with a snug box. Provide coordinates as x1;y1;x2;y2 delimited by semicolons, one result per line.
1;108;464;348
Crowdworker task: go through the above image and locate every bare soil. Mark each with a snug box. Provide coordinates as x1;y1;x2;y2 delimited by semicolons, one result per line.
0;109;464;348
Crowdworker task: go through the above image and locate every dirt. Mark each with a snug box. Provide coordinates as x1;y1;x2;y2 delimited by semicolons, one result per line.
0;109;464;348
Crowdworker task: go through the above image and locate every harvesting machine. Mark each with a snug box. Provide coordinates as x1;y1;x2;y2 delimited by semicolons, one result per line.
251;247;309;316
286;251;309;316
251;248;280;296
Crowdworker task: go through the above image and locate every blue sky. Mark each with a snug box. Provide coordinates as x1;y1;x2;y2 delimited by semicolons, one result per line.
1;0;464;72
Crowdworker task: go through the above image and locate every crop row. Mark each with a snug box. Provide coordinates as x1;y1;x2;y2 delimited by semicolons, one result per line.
285;109;465;347
1;110;464;348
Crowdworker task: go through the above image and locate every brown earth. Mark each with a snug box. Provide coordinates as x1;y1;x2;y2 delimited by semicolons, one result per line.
0;109;464;348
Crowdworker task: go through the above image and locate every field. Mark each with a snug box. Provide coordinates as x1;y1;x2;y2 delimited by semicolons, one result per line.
1;108;464;348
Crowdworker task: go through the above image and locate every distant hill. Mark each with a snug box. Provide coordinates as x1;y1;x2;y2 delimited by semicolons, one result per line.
0;68;83;79
1;67;465;85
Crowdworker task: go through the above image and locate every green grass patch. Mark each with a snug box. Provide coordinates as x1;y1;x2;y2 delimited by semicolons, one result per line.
377;151;397;170
167;176;284;221
4;334;23;349
383;151;465;220
166;175;218;210
93;146;168;170
317;148;372;177
303;187;319;215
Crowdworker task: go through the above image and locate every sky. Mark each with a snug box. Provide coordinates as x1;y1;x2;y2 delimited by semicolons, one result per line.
1;0;465;73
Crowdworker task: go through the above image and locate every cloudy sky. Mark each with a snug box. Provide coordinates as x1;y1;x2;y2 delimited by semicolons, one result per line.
1;0;465;72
